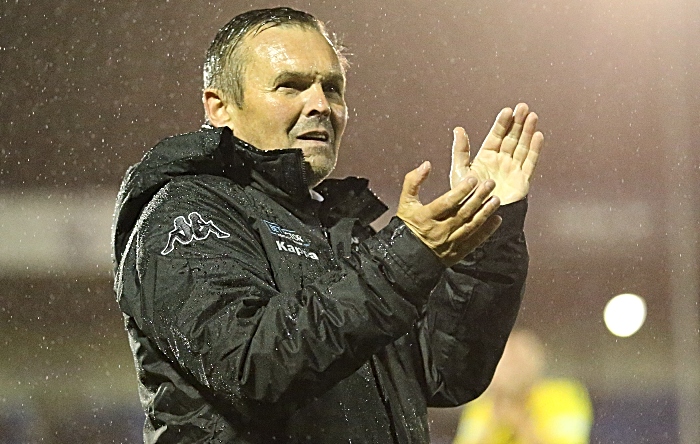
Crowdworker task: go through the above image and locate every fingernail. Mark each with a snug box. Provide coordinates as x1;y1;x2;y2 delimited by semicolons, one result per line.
419;161;430;172
467;177;477;187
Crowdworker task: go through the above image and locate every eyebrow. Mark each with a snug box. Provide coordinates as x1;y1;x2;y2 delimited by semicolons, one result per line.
273;70;346;87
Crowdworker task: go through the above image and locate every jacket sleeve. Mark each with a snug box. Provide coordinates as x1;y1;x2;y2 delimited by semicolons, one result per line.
416;199;529;407
122;176;446;419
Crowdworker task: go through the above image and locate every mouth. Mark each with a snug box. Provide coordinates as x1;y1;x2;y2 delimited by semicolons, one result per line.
296;130;331;143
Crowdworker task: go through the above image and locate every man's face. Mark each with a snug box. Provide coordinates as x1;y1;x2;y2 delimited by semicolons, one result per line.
225;25;348;186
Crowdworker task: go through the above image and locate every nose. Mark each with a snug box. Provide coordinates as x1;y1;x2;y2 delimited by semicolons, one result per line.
302;83;331;117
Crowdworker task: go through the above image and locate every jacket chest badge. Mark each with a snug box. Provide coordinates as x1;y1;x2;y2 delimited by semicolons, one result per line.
263;220;319;261
161;212;230;255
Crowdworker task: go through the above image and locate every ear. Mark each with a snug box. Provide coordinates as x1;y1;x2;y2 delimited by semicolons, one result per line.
203;89;234;128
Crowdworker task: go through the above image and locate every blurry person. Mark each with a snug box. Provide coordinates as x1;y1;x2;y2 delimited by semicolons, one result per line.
453;330;593;444
111;7;545;443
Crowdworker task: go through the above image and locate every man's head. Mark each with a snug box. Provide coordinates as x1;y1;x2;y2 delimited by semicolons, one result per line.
488;329;546;399
203;8;348;187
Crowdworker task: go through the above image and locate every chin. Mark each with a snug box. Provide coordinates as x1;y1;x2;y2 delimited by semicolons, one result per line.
305;156;337;188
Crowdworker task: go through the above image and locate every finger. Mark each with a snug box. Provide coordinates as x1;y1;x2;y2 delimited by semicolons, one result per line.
500;103;529;156
481;107;514;152
512;112;539;166
450;127;471;188
425;175;479;218
522;131;544;178
399;161;431;206
452;213;502;250
453;182;499;226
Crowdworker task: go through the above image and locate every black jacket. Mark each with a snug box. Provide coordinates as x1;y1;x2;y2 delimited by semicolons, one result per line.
112;127;529;443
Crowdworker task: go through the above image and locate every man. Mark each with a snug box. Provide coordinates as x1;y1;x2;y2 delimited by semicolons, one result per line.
452;330;593;444
112;7;544;443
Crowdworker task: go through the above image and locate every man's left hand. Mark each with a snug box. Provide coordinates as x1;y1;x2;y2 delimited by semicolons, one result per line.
450;103;544;205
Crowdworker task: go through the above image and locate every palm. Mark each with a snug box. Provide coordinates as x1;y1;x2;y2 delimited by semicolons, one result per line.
450;103;544;205
468;150;530;204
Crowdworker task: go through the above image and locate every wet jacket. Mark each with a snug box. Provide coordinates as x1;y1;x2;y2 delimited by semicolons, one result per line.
112;127;529;443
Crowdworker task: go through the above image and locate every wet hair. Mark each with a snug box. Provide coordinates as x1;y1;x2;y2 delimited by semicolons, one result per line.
203;7;347;109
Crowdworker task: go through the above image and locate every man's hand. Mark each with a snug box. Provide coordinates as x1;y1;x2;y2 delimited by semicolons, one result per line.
450;103;544;204
397;161;502;267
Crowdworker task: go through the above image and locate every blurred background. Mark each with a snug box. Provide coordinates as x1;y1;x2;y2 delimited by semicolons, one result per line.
1;0;699;442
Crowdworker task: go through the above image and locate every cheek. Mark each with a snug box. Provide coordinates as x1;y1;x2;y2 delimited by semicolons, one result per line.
264;98;301;132
332;105;348;132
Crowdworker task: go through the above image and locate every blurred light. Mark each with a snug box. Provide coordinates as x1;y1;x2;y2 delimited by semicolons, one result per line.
604;293;647;337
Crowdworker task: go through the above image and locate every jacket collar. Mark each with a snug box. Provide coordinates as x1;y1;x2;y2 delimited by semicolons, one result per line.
223;127;388;226
113;126;387;265
220;126;311;200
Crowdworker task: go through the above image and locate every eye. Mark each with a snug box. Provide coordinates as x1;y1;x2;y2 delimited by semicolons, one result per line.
277;80;308;92
323;82;344;97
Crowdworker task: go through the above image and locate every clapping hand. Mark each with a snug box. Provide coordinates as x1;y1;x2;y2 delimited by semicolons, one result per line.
397;103;544;266
450;103;544;204
397;163;502;267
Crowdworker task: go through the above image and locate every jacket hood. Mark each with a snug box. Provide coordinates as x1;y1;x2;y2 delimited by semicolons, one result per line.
112;127;387;268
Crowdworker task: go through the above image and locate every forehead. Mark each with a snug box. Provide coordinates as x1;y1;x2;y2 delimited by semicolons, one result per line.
240;25;344;79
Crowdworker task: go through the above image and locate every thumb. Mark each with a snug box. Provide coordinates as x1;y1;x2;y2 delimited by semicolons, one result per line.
450;127;471;188
400;161;431;205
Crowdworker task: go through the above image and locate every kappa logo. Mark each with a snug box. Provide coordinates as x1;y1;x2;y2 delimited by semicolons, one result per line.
161;212;230;255
263;220;319;261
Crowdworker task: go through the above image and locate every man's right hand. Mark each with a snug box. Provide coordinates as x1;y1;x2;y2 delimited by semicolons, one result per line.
397;161;502;267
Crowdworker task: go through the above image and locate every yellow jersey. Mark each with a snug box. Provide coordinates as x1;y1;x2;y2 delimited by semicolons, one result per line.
452;379;593;444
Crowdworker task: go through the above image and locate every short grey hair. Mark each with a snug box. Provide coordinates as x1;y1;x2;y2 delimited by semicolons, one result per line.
203;7;347;108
